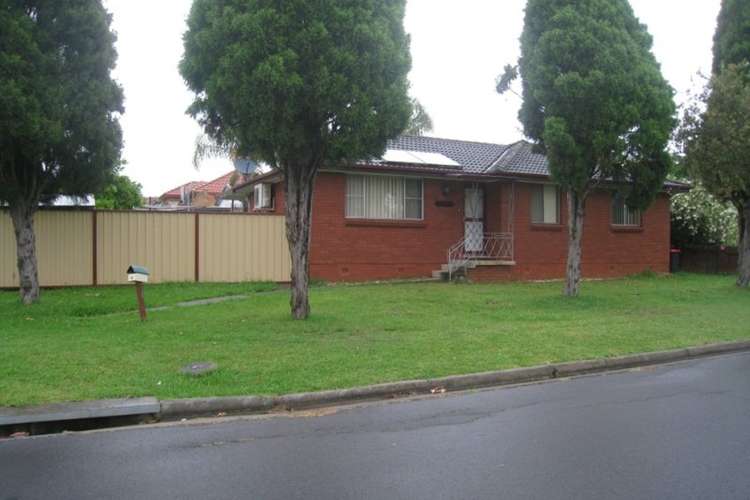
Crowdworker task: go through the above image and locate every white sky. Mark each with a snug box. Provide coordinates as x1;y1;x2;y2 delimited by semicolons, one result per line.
103;0;721;196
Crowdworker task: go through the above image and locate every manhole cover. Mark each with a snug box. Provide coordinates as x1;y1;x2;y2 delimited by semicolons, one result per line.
180;362;218;376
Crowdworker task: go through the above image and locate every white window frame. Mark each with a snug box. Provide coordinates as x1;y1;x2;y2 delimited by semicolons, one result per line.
530;183;561;225
254;183;273;210
611;195;642;227
345;174;424;221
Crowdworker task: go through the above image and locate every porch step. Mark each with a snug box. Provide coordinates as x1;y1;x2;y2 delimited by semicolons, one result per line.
433;259;517;282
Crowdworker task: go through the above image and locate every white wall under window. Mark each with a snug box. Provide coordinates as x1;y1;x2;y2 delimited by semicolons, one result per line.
531;184;560;224
346;175;424;221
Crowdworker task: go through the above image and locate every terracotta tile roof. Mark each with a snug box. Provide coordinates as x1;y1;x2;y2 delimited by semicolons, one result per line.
195;172;235;196
161;181;206;199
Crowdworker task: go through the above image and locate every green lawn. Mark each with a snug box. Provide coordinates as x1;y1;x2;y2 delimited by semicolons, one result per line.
1;274;748;407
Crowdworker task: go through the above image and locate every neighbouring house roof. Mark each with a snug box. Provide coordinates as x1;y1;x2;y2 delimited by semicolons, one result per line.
161;181;206;200
230;135;690;194
195;172;236;196
160;172;239;202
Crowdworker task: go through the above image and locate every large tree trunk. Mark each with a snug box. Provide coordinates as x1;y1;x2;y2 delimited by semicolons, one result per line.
564;191;587;297
737;200;750;288
284;166;318;319
10;202;40;305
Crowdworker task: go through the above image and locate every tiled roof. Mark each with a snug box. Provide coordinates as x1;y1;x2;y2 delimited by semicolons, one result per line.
195;172;235;195
231;135;689;193
384;135;511;174
488;141;550;176
161;181;206;199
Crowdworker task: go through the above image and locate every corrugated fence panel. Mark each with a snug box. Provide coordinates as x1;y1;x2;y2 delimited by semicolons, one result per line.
0;211;93;287
36;211;94;286
199;214;290;282
0;212;18;288
96;211;196;285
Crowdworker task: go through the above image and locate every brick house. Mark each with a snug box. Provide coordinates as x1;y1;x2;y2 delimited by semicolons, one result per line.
230;135;687;283
159;172;238;209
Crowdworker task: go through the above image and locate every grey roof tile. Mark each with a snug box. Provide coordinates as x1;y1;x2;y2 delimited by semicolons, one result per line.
343;135;688;193
488;141;550;176
383;135;511;174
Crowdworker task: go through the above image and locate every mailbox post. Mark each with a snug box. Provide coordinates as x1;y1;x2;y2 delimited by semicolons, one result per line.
127;265;150;321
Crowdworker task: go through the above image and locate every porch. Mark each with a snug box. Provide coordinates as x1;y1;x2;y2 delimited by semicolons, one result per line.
433;181;518;281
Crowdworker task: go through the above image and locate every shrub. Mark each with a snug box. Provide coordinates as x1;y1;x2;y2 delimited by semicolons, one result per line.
671;186;738;248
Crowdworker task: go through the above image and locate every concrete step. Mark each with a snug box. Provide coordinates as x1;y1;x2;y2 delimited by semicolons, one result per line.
0;398;160;427
432;270;448;280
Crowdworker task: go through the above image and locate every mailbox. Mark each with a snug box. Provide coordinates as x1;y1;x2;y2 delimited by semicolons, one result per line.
127;265;150;283
127;265;149;321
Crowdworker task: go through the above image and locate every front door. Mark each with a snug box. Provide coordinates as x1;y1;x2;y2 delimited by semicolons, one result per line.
464;186;484;253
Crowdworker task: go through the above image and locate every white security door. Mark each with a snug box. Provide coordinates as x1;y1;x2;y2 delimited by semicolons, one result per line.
464;187;484;253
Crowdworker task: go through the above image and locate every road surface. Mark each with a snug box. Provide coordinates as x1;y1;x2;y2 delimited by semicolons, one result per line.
2;352;750;500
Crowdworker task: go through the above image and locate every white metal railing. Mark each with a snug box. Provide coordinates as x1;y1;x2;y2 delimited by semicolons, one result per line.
447;233;514;280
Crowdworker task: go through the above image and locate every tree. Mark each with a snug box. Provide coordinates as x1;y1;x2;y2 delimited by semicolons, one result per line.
405;98;433;136
713;0;750;74
680;63;750;287
498;0;675;296
96;173;143;210
0;2;123;304
711;0;750;274
181;0;412;319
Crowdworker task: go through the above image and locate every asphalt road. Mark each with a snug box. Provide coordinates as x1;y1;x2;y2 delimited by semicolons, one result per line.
2;353;750;500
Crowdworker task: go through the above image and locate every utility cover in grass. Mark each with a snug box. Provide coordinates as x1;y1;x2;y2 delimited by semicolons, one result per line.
180;362;218;377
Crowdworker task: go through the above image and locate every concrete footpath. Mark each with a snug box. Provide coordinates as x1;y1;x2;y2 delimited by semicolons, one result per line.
2;339;750;434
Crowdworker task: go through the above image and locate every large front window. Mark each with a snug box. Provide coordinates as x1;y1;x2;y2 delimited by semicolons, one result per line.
346;175;423;220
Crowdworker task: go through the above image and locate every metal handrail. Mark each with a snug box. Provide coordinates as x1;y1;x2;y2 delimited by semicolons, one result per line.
447;233;514;280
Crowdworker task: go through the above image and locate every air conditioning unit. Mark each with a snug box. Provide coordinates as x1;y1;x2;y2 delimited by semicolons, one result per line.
254;183;272;209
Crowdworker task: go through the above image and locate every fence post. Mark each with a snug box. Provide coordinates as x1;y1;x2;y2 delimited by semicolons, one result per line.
195;212;200;282
92;210;98;287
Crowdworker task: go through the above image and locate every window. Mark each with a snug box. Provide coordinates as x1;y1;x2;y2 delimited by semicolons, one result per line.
530;184;560;224
612;195;642;226
346;175;423;220
254;183;272;209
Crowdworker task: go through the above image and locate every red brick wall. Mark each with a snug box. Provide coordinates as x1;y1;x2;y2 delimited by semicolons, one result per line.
247;173;671;282
470;183;671;282
309;173;466;281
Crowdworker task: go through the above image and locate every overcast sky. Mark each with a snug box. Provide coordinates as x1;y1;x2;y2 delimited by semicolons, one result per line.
103;0;721;196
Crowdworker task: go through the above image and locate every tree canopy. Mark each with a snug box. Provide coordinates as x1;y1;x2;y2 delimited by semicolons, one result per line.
713;0;750;73
0;1;123;303
405;98;434;136
180;0;411;169
181;0;412;318
0;1;123;206
680;63;750;286
96;173;143;210
681;64;750;208
501;0;675;296
517;0;675;207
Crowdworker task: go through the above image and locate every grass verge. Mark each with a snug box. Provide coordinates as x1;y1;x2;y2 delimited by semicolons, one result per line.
0;273;747;407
